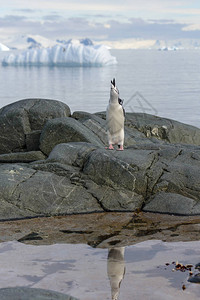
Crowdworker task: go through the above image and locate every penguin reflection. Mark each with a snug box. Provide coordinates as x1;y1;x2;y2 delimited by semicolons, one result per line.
107;247;125;300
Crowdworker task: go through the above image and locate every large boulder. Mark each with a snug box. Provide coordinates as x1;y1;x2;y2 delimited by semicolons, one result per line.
0;99;71;154
72;111;108;145
82;143;200;215
39;117;104;155
125;112;200;145
47;142;98;168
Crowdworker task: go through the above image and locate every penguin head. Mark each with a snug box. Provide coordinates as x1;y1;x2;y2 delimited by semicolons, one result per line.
110;78;119;99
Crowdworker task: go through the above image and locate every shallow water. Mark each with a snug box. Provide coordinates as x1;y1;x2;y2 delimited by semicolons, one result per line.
0;213;200;299
0;240;199;300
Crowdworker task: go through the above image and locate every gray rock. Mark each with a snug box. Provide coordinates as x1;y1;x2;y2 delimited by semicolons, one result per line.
80;118;108;145
0;287;78;300
39;117;104;155
72;111;96;120
83;149;144;211
0;98;71;154
0;99;200;218
72;111;109;144
84;180;143;211
0;164;103;220
1;138;200;218
0;151;46;163
83;149;136;191
82;143;200;215
143;192;200;215
188;273;200;283
47;142;98;168
26;130;41;151
125;112;200;145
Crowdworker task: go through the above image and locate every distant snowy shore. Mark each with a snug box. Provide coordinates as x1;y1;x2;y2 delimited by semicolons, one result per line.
2;34;200;54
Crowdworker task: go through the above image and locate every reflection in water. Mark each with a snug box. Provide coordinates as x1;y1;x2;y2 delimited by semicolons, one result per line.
107;247;125;300
107;246;200;300
0;240;199;299
0;213;200;299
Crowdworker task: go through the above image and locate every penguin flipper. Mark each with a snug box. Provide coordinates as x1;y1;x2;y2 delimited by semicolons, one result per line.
118;98;125;117
118;98;123;105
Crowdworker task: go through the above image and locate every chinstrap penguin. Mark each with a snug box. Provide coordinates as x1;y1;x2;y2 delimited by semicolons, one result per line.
106;78;125;150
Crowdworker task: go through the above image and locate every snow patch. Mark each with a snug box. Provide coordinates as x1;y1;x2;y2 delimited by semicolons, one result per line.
3;34;56;50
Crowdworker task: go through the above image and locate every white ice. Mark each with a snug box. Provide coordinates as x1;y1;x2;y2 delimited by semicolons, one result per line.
2;41;117;67
0;43;9;51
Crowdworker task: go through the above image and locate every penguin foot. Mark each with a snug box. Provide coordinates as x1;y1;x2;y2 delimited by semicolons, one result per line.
117;145;124;151
108;144;114;150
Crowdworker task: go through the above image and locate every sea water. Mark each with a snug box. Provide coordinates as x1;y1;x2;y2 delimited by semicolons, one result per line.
0;49;200;127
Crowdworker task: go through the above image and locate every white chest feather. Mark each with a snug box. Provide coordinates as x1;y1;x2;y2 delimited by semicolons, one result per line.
106;103;124;134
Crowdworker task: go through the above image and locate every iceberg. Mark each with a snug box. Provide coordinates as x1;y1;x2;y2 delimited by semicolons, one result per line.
2;41;117;67
3;34;58;50
0;43;9;51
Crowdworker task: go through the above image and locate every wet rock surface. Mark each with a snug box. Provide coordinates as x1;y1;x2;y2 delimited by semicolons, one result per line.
0;287;78;300
0;99;200;219
1;212;200;247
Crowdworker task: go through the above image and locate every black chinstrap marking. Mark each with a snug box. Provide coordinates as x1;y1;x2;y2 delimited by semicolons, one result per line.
118;98;126;116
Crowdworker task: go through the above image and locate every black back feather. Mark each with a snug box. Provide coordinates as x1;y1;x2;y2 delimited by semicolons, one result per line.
118;98;123;105
118;97;125;116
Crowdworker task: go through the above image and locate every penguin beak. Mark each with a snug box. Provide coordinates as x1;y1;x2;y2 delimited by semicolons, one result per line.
110;78;120;95
111;78;115;87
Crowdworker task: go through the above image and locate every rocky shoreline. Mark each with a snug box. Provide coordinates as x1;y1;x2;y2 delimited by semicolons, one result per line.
1;212;200;247
0;98;200;220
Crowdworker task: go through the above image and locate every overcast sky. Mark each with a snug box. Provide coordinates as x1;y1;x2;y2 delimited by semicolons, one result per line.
1;0;200;43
